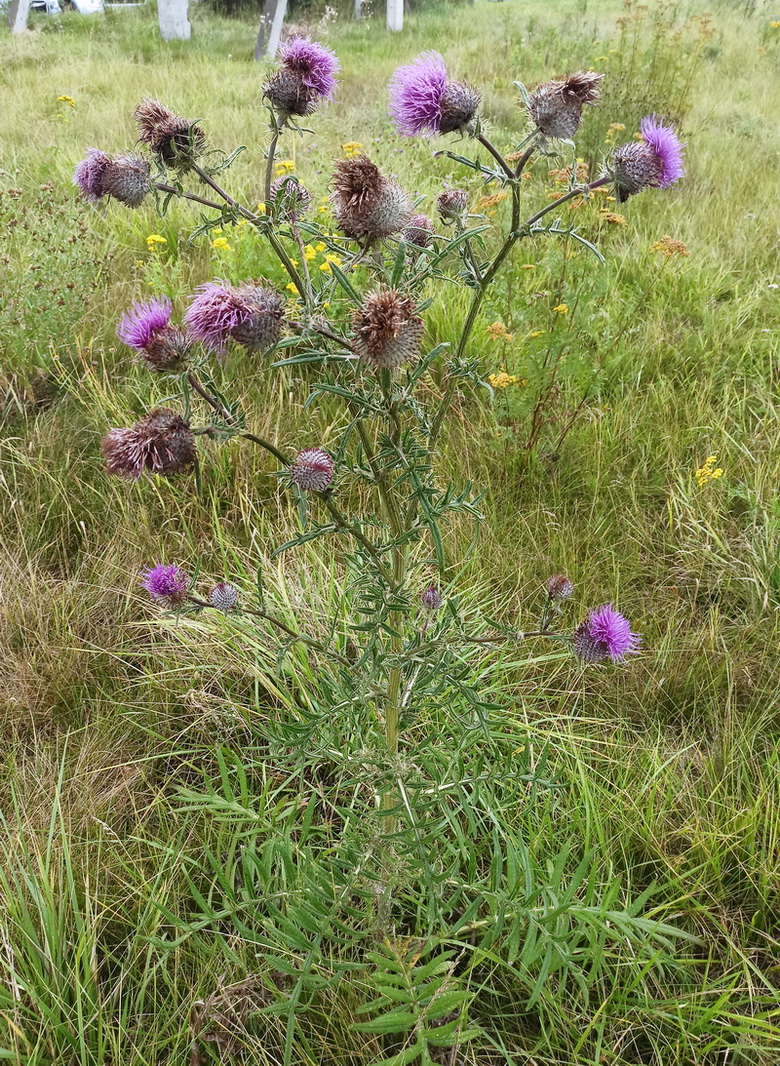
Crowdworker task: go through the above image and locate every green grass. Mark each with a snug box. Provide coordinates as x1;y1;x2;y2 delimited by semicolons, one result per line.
2;0;780;1062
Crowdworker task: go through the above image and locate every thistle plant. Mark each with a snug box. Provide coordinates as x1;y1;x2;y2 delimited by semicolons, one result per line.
76;43;686;1060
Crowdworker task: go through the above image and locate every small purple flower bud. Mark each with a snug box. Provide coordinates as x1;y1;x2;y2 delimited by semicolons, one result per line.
421;586;443;611
403;213;434;248
73;148;111;203
547;574;574;601
290;448;334;492
436;188;468;222
141;563;189;605
269;176;312;221
209;582;239;611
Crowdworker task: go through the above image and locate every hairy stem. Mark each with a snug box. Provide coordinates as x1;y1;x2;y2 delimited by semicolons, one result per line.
264;129;280;205
475;131;516;181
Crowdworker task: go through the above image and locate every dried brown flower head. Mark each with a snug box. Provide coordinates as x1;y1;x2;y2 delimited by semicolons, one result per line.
528;71;604;140
102;408;197;479
330;156;412;241
134;98;205;170
353;289;424;370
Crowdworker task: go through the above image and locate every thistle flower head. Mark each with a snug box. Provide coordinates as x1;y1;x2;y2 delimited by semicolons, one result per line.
209;581;239;611
353;289;424;370
278;36;340;100
528;71;603;140
73;148;112;203
403;213;434;248
141;563;190;605
264;68;319;118
269;175;312;220
134;98;205;170
330;155;411;241
117;298;190;372
421;586;443;610
389;51;479;136
101;154;152;208
102;408;197;479
290;447;334;492
572;603;640;663
436;188;468;222
184;280;285;355
547;574;574;601
610;116;685;202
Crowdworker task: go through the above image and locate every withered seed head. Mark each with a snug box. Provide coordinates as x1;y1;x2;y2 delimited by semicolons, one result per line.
263;68;318;118
134;98;206;170
353;289;424;370
528;71;604;140
101;154;151;208
102;408;197;479
330;155;411;241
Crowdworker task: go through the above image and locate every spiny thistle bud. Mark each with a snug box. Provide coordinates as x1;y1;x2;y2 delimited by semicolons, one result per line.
353;289;424;371
290;448;334;492
117;297;190;372
527;71;603;140
141;563;189;606
184;280;286;356
547;574;574;601
269;175;312;221
436;188;468;222
73;149;150;208
421;586;443;610
572;604;640;663
264;68;319;118
330;155;412;241
403;213;434;248
389;51;479;137
102;408;197;480
134;98;206;171
609;116;685;202
209;581;240;611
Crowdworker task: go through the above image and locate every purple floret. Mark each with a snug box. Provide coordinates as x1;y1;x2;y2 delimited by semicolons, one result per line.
586;604;641;662
640;116;685;188
279;36;340;100
184;280;244;354
73;147;111;203
141;563;190;603
117;297;172;351
389;51;447;136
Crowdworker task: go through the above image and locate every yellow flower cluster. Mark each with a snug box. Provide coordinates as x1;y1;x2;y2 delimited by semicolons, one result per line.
600;210;628;226
603;122;625;146
650;235;690;258
212;236;231;252
319;253;343;274
57;94;76;108
770;20;779;27
275;159;296;176
552;303;569;315
487;371;524;389
477;191;509;210
486;321;513;342
695;454;724;487
146;234;168;251
341;141;363;158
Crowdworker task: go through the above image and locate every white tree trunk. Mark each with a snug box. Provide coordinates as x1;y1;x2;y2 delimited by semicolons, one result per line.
158;0;191;41
255;0;288;61
354;0;362;18
386;0;403;32
7;0;32;34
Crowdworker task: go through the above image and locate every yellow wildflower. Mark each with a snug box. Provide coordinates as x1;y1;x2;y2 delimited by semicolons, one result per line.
275;159;296;176
520;264;536;270
552;303;569;315
254;203;267;214
649;235;690;258
486;321;513;342
770;20;779;27
57;94;76;108
487;371;524;389
285;282;299;294
695;454;724;487
146;234;168;251
595;55;608;62
528;330;545;338
600;210;628;226
342;141;364;158
604;122;625;145
304;244;317;261
315;242;327;253
477;191;509;210
319;253;343;274
211;237;231;252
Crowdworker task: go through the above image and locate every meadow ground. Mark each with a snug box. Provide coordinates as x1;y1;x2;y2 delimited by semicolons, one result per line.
1;0;780;1062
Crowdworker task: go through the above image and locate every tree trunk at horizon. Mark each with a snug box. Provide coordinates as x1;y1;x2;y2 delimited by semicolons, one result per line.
387;0;403;32
158;0;191;40
255;0;288;61
7;0;32;34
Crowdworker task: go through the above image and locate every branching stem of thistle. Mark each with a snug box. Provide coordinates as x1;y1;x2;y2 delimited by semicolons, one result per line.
291;224;315;306
187;595;351;666
190;163;308;304
187;373;290;464
155;183;224;211
264;128;281;205
475;131;516;181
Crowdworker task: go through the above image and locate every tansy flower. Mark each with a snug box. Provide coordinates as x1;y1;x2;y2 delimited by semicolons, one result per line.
319;253;343;273
146;234;168;251
649;235;690;257
552;303;569;314
486;321;513;341
695;454;724;487
212;237;231;252
487;371;522;388
342;141;363;158
600;210;628;225
58;94;76;107
275;159;296;176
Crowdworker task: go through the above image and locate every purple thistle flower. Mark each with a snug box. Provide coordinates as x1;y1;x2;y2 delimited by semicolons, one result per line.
279;36;340;100
117;297;172;351
141;563;190;605
73;148;111;203
184;280;285;356
639;115;685;188
389;51;479;137
573;604;641;663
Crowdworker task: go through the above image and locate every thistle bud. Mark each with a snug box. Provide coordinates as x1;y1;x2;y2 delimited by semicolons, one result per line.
290;448;334;492
547;574;574;601
403;213;434;248
209;582;240;611
134;98;205;172
421;586;443;611
436;188;468;222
